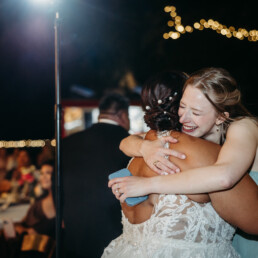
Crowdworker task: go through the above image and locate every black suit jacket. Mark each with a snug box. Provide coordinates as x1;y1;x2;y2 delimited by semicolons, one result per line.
62;123;130;258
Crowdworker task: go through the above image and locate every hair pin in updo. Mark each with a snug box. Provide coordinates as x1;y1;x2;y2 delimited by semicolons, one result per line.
169;96;173;101
145;105;151;110
158;99;162;104
174;92;178;96
164;111;167;114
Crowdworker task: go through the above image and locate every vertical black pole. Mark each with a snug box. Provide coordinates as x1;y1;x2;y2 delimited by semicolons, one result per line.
54;11;62;258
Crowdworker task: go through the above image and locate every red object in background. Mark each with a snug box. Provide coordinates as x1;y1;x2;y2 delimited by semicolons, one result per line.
18;173;34;186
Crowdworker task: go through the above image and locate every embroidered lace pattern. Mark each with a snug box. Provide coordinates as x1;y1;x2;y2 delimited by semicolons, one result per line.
102;131;239;258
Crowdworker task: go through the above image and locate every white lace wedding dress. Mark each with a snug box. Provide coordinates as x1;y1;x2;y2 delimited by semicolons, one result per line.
102;131;239;258
102;194;239;258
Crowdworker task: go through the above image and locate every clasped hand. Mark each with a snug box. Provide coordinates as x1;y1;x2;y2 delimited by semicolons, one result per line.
108;135;186;202
108;176;151;203
140;135;185;175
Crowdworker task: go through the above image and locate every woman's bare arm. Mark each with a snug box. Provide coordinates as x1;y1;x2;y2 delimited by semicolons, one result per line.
119;134;145;157
210;174;258;234
111;119;257;195
120;134;185;174
111;120;258;234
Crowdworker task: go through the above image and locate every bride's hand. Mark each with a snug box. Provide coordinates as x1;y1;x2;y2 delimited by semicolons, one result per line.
140;136;186;175
108;176;151;203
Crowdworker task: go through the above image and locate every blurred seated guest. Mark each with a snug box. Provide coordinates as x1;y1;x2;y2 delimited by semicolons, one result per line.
36;145;54;169
0;149;10;193
5;150;38;201
0;180;11;193
15;160;56;239
0;160;56;258
6;148;20;173
0;148;7;180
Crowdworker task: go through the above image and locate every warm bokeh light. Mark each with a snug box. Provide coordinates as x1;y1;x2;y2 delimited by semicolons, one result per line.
204;22;209;28
0;139;48;148
170;6;176;12
51;139;56;147
176;25;184;32
170;12;177;18
164;4;258;42
171;32;180;39
229;26;235;32
167;21;174;27
163;33;169;39
221;29;227;35
175;16;181;22
194;22;200;29
185;26;193;32
200;19;206;25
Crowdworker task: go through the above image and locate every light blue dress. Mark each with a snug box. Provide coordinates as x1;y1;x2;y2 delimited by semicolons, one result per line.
232;171;258;258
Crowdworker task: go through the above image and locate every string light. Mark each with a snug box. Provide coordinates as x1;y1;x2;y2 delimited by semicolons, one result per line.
164;5;258;42
0;139;55;148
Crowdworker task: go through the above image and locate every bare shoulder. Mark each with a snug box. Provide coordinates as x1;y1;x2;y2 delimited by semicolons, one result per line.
145;130;157;140
169;131;221;169
227;118;258;138
230;117;258;127
170;131;220;149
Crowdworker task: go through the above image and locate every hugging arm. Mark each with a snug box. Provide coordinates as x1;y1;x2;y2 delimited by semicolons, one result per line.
210;174;258;235
109;164;258;234
118;120;257;194
119;134;145;157
110;120;258;233
120;134;185;174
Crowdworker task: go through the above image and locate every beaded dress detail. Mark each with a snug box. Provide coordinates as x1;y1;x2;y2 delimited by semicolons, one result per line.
102;131;239;258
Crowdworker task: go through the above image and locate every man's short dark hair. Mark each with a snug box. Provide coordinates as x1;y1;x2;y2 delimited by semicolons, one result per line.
99;93;129;114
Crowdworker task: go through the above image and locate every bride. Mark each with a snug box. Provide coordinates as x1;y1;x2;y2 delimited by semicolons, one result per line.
102;70;243;257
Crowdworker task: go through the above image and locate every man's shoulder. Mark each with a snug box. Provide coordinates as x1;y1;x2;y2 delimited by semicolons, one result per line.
95;123;129;136
63;123;128;146
63;130;87;142
63;123;101;139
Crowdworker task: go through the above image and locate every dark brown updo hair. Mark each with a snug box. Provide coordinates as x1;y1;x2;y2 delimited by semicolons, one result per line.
142;70;188;131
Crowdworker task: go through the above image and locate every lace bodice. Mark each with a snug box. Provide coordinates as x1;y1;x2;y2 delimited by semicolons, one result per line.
102;193;238;257
102;131;239;257
122;194;236;245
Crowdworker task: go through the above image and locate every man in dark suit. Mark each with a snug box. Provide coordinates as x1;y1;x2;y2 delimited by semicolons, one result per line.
62;93;131;258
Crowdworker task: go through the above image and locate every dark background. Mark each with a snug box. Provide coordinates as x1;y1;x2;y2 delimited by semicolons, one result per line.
0;0;257;140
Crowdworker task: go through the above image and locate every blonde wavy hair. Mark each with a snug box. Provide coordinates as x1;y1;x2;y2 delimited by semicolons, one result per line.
183;67;256;143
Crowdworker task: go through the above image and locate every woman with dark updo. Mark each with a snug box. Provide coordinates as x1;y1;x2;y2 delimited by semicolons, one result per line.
108;68;258;258
101;70;258;257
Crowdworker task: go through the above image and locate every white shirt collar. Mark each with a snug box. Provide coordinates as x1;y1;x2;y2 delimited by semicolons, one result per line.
98;118;119;126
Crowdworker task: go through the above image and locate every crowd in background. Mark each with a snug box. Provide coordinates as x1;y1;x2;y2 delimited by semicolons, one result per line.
0;145;56;258
0;146;54;200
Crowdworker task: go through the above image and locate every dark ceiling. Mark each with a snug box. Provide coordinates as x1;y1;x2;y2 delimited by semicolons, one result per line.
0;0;257;140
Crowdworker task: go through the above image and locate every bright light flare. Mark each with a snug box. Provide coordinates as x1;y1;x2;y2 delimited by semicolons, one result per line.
30;0;54;5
